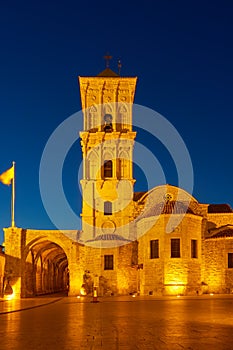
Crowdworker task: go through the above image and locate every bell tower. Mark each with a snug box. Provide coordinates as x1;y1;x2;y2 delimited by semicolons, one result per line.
79;61;137;242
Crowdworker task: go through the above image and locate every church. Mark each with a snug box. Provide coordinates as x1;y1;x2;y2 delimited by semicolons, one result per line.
3;64;233;298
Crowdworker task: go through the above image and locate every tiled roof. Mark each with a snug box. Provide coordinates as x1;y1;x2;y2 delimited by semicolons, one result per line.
207;228;233;239
208;204;233;213
97;68;119;77
133;192;147;201
86;234;131;242
141;201;195;218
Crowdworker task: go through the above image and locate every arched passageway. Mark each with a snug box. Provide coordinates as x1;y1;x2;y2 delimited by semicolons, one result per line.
24;240;69;297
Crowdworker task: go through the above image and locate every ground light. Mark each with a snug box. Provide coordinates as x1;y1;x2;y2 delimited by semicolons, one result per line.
80;287;86;296
4;282;15;300
5;292;15;301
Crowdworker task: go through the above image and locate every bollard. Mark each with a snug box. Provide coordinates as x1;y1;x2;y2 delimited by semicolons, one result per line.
92;286;99;303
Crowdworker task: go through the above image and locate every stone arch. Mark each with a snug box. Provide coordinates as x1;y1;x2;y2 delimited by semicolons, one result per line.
88;104;98;130
118;103;129;130
4;228;84;298
103;151;113;161
102;151;114;178
87;150;99;179
36;255;43;294
104;103;113;115
119;151;129;178
23;239;69;297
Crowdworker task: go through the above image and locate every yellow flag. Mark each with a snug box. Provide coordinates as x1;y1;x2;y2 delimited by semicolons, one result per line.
0;166;14;185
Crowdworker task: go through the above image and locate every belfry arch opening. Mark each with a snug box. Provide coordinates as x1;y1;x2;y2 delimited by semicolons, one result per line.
23;240;69;297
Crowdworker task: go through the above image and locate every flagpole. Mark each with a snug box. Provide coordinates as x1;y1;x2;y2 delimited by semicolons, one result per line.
11;161;15;227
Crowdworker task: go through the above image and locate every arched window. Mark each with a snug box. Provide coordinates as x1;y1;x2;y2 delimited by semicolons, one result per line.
104;201;112;215
104;104;113;114
119;151;128;178
87;151;98;179
104;160;113;178
119;104;128;130
88;105;98;131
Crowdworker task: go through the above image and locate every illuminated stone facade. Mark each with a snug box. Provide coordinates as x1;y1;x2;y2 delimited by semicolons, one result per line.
2;67;233;298
79;72;137;242
0;246;5;296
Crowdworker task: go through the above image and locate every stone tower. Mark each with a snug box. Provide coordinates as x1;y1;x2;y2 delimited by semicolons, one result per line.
79;65;137;243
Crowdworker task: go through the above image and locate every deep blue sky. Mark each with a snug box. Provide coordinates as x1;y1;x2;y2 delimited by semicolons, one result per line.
0;0;233;243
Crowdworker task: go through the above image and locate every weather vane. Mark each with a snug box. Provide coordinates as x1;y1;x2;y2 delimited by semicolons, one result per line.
118;59;122;75
104;53;112;68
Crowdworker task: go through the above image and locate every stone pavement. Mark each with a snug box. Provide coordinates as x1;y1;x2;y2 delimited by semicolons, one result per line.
1;294;233;349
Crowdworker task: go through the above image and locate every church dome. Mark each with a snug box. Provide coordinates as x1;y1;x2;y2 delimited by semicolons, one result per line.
86;234;131;242
154;200;194;215
139;200;196;219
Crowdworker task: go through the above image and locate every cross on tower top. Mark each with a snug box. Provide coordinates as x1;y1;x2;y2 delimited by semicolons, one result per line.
103;53;112;68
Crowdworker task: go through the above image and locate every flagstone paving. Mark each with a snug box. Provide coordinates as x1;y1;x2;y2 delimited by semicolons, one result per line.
1;295;233;349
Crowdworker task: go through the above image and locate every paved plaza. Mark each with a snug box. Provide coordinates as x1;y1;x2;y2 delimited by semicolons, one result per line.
1;294;233;349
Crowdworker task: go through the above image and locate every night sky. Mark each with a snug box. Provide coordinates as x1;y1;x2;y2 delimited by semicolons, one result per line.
0;1;233;243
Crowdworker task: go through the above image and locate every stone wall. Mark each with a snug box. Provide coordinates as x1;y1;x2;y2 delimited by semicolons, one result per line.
207;213;233;230
0;247;5;297
3;228;86;297
3;227;138;298
82;242;137;296
3;207;233;298
138;214;203;295
4;227;22;298
204;238;233;293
